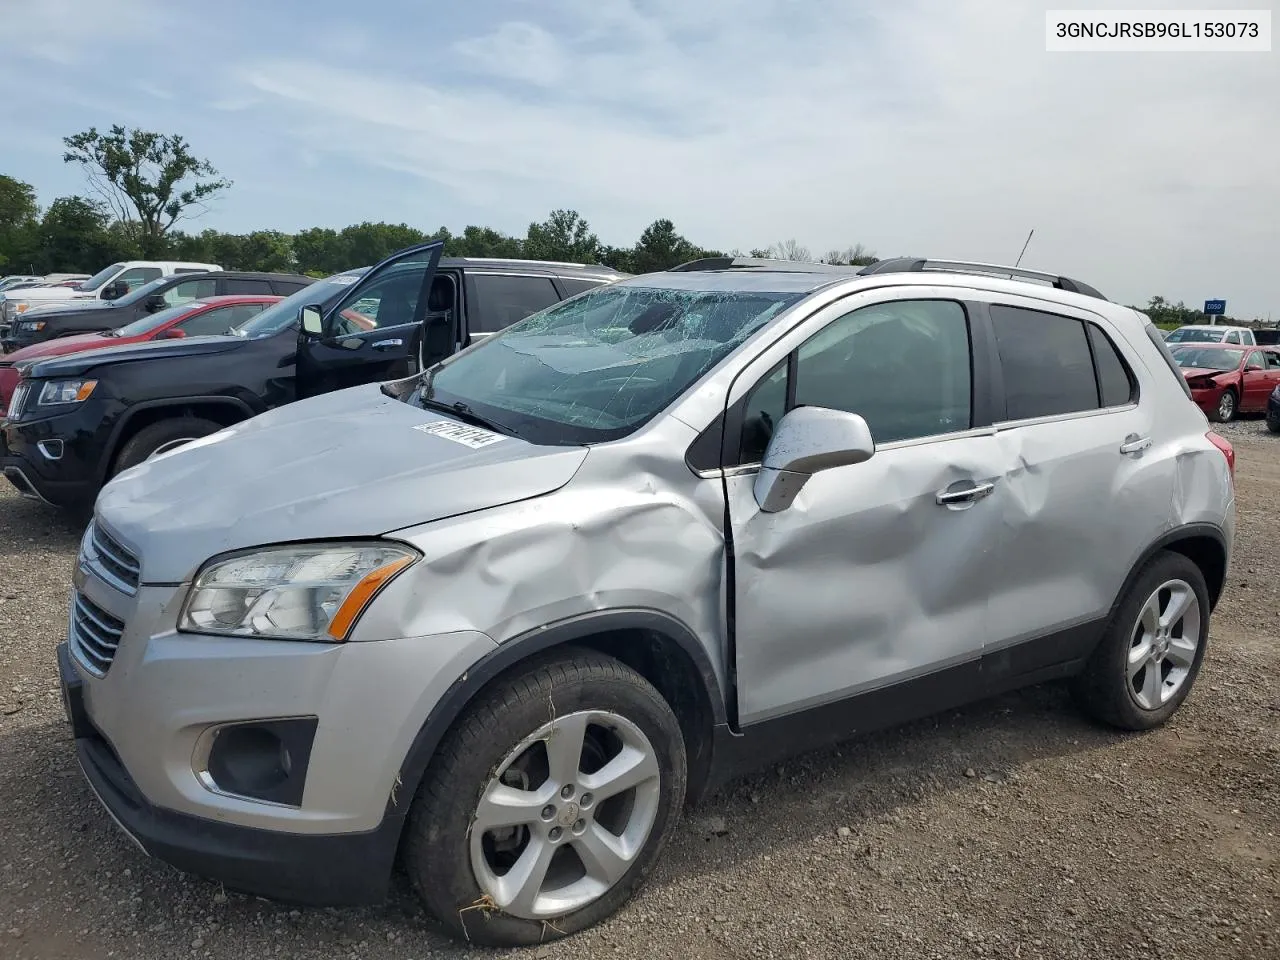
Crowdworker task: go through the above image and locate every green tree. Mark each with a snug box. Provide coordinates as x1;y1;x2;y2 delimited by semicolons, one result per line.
0;175;40;271
628;219;704;274
35;196;139;272
447;224;523;259
237;230;295;272
524;209;601;264
339;221;430;266
62;125;231;255
293;227;349;275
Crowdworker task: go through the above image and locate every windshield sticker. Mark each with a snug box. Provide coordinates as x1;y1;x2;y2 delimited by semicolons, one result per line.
414;420;508;448
330;275;360;285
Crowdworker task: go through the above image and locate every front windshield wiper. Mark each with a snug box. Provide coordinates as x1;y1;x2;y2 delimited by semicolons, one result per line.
419;396;519;438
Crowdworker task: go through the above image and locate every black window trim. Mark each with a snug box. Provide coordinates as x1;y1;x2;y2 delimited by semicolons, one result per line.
687;295;992;474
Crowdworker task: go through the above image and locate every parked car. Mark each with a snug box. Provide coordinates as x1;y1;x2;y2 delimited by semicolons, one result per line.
0;275;43;293
0;296;282;417
1251;329;1280;345
0;260;221;327
1268;386;1280;433
1;250;625;507
1167;342;1280;422
53;254;1233;947
1;271;313;352
1164;324;1257;346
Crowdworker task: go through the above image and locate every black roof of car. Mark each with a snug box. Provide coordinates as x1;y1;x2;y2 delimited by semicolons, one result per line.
172;270;315;282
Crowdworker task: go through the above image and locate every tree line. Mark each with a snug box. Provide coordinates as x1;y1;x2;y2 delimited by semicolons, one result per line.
1;124;1247;325
0;125;878;279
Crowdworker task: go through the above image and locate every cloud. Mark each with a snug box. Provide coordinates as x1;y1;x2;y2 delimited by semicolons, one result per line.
453;21;568;86
5;0;168;63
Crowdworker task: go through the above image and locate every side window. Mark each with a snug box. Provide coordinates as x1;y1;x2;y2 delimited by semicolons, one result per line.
991;305;1097;420
1087;323;1137;407
164;278;218;306
1225;331;1240;344
734;299;973;463
223;278;273;295
177;303;264;336
272;279;311;295
1246;350;1265;371
116;267;162;291
328;258;435;336
557;278;606;297
1267;351;1280;370
471;275;562;333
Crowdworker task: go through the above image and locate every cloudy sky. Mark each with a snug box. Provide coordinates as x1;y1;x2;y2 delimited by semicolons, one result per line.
2;0;1276;317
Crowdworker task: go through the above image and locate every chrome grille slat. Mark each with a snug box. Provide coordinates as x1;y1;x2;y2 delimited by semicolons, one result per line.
69;592;125;676
90;522;140;593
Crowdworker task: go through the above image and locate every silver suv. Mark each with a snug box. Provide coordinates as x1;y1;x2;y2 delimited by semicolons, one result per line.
57;252;1235;947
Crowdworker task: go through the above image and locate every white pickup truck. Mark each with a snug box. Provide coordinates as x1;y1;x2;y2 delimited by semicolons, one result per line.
0;260;222;331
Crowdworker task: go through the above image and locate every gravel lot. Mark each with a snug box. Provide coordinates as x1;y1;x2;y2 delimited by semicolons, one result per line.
2;419;1277;960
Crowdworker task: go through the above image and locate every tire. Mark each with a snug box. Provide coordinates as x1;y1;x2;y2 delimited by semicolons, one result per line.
1072;550;1210;731
1212;389;1237;423
1267;417;1280;435
403;649;687;947
111;417;222;478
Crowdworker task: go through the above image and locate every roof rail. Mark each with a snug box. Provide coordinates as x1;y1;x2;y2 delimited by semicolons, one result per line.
857;258;1108;301
669;256;863;274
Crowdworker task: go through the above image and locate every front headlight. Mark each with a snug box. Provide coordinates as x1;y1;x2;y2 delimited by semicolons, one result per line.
38;379;97;405
179;542;419;642
20;319;45;331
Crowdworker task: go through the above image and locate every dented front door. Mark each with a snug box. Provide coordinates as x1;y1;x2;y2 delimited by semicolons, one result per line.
727;434;1005;725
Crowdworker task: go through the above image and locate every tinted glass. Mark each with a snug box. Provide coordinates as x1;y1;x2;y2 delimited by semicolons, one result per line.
740;360;788;463
80;263;126;291
992;305;1097;420
471;275;562;333
327;257;438;336
793;300;971;444
1088;324;1136;407
163;277;218;306
178;303;264;336
224;278;274;295
115;267;163;291
1246;350;1265;369
558;278;607;297
416;284;804;445
234;270;368;338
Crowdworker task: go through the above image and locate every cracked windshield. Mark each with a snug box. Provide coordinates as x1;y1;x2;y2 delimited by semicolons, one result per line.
416;284;803;442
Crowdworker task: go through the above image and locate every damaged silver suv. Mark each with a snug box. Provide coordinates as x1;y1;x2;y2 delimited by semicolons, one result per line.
57;246;1235;946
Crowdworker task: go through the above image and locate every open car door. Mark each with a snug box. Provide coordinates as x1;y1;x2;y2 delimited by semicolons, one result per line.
296;241;443;400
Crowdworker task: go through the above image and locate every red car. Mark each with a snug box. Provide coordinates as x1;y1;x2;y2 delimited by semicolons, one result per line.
0;295;279;417
1168;341;1280;422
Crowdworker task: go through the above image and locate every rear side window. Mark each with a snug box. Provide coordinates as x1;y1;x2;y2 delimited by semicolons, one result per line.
224;278;274;295
1087;324;1136;407
271;279;311;294
470;275;562;333
992;305;1097;420
558;278;606;297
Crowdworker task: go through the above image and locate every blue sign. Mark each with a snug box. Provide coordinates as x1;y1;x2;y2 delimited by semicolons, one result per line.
1204;299;1226;316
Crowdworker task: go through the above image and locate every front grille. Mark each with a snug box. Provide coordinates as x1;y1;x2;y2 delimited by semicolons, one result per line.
70;592;125;676
91;522;140;594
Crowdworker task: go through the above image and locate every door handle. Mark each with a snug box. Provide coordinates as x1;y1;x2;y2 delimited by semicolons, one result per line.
1120;435;1152;455
935;481;995;505
371;339;403;350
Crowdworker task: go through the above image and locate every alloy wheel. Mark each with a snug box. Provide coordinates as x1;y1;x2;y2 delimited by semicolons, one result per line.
1127;578;1201;711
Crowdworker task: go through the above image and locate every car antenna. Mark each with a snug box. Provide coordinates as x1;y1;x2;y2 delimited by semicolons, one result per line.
1014;229;1034;269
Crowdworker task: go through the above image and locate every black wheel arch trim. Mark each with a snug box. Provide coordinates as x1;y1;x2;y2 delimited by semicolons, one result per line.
1110;522;1229;616
99;395;257;484
383;608;726;825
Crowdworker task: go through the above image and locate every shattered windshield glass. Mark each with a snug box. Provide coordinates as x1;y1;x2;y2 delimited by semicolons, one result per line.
413;283;805;444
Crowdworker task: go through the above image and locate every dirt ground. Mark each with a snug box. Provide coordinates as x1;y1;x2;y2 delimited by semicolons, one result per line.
1;419;1276;960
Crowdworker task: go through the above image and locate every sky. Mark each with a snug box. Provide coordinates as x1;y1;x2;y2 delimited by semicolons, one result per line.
1;0;1276;318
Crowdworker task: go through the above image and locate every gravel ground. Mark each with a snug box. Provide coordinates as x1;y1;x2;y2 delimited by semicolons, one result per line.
1;420;1277;960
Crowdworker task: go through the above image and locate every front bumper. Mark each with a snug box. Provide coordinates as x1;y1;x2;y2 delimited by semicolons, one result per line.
61;549;496;904
1;405;106;507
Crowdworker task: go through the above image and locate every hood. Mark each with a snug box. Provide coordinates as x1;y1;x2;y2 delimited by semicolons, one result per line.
24;334;243;378
28;299;116;316
1;286;77;303
1179;367;1232;380
3;332;115;365
95;383;589;583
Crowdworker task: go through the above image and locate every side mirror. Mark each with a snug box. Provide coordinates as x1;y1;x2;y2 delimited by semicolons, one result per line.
753;406;875;513
102;280;128;300
300;305;324;337
144;294;167;312
156;328;186;339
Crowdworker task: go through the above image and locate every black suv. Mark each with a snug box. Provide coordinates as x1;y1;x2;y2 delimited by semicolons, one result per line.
1;271;314;352
1;244;626;509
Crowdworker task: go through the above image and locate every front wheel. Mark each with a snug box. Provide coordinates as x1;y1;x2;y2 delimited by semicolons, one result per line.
1213;389;1237;423
111;417;222;478
403;650;687;947
1072;550;1210;730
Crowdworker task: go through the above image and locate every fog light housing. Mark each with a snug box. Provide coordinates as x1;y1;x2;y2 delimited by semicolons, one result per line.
200;717;318;807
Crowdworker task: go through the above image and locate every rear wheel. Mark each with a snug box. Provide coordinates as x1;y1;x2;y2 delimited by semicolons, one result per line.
111;417;221;477
403;650;687;947
1072;551;1210;731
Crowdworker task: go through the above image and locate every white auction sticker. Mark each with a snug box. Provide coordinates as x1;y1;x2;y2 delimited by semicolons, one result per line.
413;420;508;448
